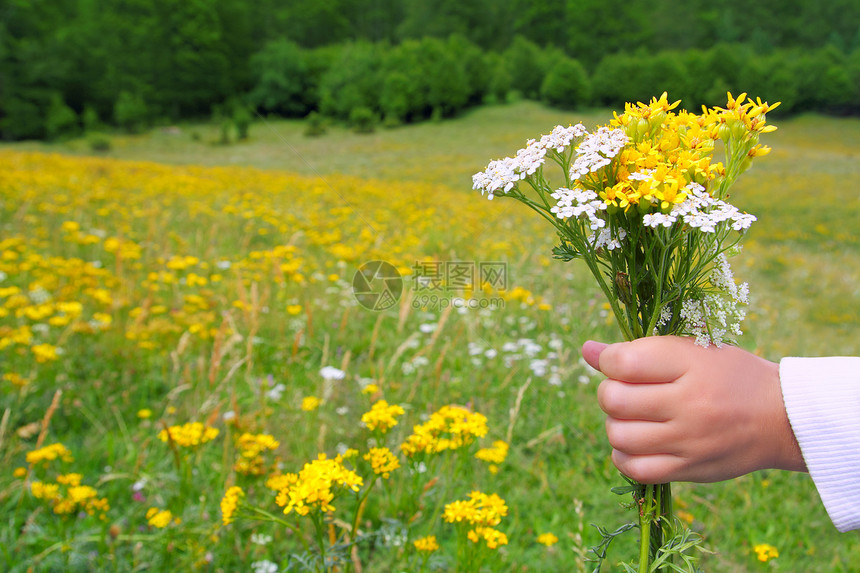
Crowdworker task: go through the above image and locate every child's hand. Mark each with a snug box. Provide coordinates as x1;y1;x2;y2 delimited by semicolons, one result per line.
582;336;806;483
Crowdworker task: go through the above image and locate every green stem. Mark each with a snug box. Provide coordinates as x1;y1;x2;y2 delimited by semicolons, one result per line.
638;484;654;573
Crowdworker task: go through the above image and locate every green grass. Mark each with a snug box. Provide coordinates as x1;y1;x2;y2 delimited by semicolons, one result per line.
2;101;859;572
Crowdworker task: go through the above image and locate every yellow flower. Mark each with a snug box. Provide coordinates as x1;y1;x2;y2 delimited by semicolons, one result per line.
475;440;509;465
31;481;60;500
56;473;83;486
363;447;400;479
274;453;363;517
26;443;74;465
31;343;60;363
401;405;488;457
301;396;321;412
443;491;508;528
286;304;303;315
467;526;508;549
158;422;219;447
537;532;559;547
3;372;29;387
137;408;153;419
413;535;439;553
220;486;244;525
361;383;380;395
146;507;174;528
753;543;779;563
360;400;405;433
13;467;27;478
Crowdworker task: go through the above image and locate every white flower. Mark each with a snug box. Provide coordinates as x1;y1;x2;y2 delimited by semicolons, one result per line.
266;383;286;401
418;323;436;334
251;560;279;573
319;366;345;381
569;127;629;179
250;533;273;546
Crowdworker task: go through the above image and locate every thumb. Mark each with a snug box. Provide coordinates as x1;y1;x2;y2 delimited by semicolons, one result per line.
581;340;608;371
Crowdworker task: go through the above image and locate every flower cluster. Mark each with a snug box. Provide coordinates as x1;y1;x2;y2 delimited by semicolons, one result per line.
29;472;110;520
25;442;74;466
753;543;779;562
401;405;488;458
220;486;244;525
474;440;509;474
273;453;363;517
361;400;406;433
363;447;400;479
146;507;179;528
413;535;440;553
473;92;777;346
443;491;509;549
234;432;280;475
158;422;219;448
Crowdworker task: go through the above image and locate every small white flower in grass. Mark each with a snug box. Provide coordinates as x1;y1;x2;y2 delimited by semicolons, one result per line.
266;383;286;401
251;560;279;573
418;323;436;334
250;533;273;546
320;366;345;381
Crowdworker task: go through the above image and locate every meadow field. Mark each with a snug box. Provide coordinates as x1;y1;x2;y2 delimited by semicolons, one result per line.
1;101;859;572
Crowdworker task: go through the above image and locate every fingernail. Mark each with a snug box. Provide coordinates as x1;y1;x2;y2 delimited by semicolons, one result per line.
582;340;608;370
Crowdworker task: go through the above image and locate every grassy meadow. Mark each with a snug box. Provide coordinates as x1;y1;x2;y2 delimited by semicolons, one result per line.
1;101;859;572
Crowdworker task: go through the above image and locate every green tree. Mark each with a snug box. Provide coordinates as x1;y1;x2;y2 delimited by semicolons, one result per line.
248;39;313;117
541;56;591;109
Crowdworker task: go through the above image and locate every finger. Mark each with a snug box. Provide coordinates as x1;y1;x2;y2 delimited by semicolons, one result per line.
598;336;696;383
611;450;688;484
581;340;608;371
597;379;676;421
604;418;679;455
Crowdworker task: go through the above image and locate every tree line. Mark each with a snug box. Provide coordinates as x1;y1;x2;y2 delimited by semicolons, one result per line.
2;0;859;140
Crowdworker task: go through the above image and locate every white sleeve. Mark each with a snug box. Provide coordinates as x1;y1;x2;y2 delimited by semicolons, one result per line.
779;357;860;532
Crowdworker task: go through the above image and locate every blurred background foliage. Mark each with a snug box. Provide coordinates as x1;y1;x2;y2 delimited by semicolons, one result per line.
2;0;860;141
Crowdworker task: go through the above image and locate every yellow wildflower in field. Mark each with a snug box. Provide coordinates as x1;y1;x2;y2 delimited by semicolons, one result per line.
467;526;508;549
137;408;153;419
301;396;321;412
413;535;440;553
361;383;380;395
475;440;509;464
220;486;244;525
234;432;280;475
30;481;60;501
26;443;73;465
753;543;779;562
274;453;363;517
146;507;174;528
158;422;219;447
443;491;508;528
3;372;29;387
31;477;109;519
360;400;405;433
56;473;83;486
537;532;559;547
401;405;488;457
31;343;60;362
363;447;400;479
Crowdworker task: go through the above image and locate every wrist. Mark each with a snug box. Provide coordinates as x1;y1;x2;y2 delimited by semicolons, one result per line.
768;359;807;472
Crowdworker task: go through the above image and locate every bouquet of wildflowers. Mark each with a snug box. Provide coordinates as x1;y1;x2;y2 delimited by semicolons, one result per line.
473;93;779;571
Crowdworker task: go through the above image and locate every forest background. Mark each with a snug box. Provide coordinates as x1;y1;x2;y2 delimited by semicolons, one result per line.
3;0;860;141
